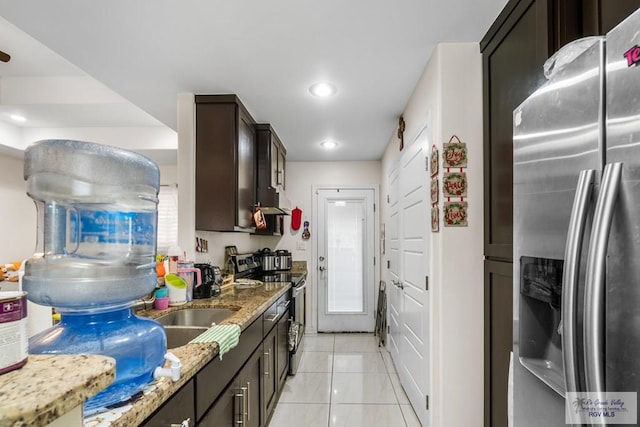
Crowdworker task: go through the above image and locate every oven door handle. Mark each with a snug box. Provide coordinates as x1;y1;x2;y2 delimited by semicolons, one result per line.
293;281;307;295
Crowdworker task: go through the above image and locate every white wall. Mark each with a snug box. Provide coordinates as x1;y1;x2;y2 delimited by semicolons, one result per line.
0;154;36;267
380;42;484;427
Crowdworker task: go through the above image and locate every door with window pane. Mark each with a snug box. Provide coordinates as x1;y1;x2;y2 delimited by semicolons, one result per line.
316;188;375;332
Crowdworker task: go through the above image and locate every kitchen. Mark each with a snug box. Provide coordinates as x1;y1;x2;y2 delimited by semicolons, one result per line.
1;1;640;427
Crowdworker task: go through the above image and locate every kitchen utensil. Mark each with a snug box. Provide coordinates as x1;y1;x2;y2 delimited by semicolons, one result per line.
275;250;292;270
165;274;187;306
154;297;170;310
291;207;302;230
177;262;201;302
257;248;278;272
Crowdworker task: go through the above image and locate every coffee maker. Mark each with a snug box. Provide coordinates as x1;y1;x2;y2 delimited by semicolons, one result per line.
193;264;222;298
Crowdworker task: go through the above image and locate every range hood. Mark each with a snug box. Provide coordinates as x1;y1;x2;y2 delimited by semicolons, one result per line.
256;188;289;215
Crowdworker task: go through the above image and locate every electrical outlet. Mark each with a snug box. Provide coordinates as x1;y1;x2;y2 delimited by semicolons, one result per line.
296;240;306;251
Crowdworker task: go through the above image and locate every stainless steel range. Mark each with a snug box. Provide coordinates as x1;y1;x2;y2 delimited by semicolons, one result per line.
231;253;306;375
288;271;306;375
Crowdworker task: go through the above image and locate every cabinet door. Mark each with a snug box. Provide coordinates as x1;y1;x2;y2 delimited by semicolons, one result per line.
484;260;513;427
277;149;286;190
481;0;550;261
237;111;256;230
263;327;278;418
270;139;279;189
141;379;195;427
276;308;290;390
583;0;640;35
239;346;263;427
198;377;241;427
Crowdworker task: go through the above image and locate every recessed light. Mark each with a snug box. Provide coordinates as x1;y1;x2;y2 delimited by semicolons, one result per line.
10;114;26;122
320;140;338;149
309;82;337;97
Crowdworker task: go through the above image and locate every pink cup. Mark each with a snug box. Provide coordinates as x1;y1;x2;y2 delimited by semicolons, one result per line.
154;296;170;310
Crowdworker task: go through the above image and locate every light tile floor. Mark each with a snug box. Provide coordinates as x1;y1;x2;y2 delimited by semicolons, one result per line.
269;333;422;427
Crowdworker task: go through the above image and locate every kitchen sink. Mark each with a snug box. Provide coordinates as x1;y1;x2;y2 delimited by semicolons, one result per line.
157;308;238;348
164;326;209;349
156;308;237;328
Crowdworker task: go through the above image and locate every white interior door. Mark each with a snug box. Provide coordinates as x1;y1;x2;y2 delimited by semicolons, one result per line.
388;130;431;426
386;164;403;362
316;188;375;332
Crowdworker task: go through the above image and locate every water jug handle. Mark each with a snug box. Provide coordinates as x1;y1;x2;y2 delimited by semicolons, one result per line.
65;206;80;255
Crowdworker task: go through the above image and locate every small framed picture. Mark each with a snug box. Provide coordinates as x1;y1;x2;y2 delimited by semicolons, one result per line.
443;201;468;227
430;146;439;177
443;172;468;197
442;142;468;168
430;178;439;204
431;206;439;232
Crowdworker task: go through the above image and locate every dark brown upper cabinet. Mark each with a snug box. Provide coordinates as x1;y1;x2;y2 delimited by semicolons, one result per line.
254;124;288;236
481;0;552;261
256;123;287;193
195;95;256;232
255;124;287;208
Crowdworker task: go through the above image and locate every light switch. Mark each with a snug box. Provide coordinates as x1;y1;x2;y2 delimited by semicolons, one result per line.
296;240;306;251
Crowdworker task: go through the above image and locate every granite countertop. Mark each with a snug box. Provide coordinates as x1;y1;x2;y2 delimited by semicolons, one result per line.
0;354;115;427
0;262;306;427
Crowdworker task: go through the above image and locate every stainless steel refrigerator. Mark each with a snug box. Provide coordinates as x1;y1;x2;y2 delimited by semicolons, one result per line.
513;7;640;426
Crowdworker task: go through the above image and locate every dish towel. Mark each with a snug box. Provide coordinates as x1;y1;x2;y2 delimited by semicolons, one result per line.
190;324;241;359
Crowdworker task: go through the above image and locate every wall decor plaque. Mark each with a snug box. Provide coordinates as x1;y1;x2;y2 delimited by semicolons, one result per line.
443;201;468;227
442;135;467;168
430;178;439;204
443;171;468;197
430;145;439;177
431;206;439;232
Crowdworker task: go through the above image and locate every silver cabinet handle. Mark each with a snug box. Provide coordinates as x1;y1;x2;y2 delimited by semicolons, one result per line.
170;418;191;427
246;382;251;422
235;388;245;425
266;313;278;322
278;300;291;310
264;349;271;376
562;169;595;395
584;162;622;397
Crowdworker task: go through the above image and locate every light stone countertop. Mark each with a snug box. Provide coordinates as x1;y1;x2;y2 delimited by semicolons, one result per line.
0;265;306;427
0;354;115;427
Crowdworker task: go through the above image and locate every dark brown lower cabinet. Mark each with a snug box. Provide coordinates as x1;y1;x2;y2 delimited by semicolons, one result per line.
140;379;195;427
142;291;291;427
484;260;513;427
263;326;278;418
199;345;264;427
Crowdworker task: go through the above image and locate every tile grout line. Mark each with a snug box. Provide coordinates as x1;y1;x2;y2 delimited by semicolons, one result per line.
327;334;335;427
380;346;410;427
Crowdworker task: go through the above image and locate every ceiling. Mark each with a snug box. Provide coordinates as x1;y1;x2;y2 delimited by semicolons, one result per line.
0;0;506;162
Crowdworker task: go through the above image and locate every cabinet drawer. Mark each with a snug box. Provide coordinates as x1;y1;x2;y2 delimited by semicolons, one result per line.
195;316;263;421
263;292;291;336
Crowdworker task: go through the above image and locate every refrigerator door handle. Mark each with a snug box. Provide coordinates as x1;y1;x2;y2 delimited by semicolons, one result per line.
562;169;596;395
584;162;623;395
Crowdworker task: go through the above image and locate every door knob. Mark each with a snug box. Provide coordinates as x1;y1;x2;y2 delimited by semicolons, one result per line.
319;266;326;271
